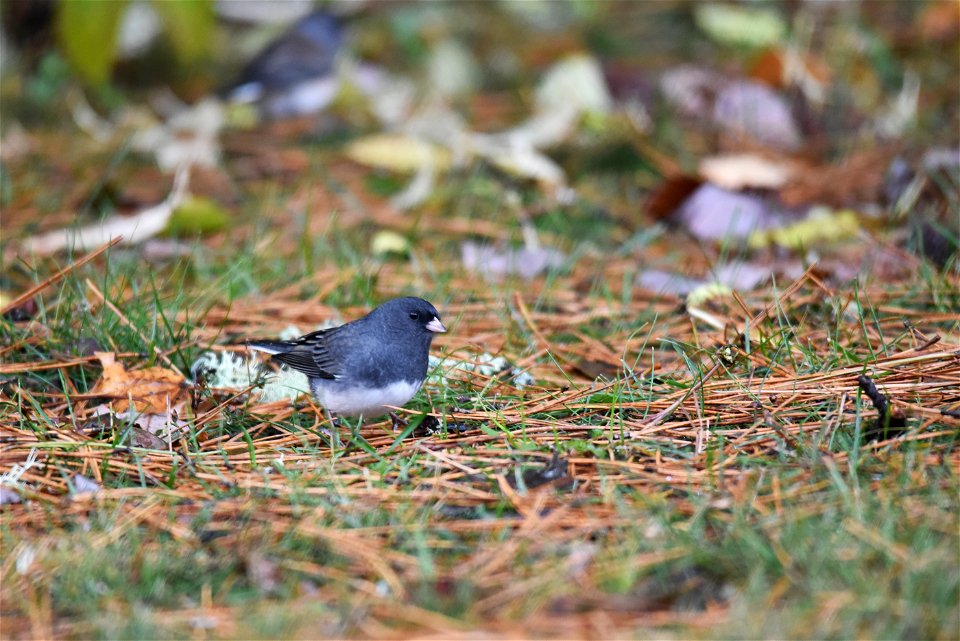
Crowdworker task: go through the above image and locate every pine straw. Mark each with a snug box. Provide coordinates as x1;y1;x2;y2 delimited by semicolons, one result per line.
2;259;959;638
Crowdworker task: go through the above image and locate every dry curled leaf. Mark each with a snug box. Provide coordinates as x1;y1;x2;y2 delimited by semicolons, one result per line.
344;134;452;174
779;148;897;208
91;352;187;415
699;153;794;191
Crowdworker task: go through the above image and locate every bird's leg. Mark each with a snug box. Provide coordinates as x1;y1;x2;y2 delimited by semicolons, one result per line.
389;412;408;431
323;409;343;450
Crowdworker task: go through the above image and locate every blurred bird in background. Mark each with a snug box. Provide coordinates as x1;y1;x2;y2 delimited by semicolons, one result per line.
221;10;344;121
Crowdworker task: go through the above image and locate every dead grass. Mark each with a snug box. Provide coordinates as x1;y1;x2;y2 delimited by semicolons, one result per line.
2;228;958;638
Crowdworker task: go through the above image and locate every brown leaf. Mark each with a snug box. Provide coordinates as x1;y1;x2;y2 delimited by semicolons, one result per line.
779;148;898;209
91;352;187;415
750;48;832;94
645;174;702;221
917;1;960;42
129;427;168;449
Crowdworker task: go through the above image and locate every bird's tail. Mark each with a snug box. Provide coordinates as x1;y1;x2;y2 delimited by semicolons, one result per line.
246;340;294;356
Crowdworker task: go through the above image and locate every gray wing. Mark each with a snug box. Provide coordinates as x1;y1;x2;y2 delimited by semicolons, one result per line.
249;326;344;380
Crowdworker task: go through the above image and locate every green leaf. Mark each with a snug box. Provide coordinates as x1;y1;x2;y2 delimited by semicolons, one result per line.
694;4;787;49
150;0;215;63
56;0;129;86
166;196;230;236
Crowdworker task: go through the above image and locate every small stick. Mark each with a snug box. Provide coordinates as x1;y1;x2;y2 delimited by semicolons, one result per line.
638;360;723;431
513;292;553;354
2;237;122;315
0;353;141;375
748;263;818;328
85;278;184;377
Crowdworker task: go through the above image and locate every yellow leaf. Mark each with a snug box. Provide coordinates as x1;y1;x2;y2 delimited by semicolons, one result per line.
92;352;187;415
56;0;128;85
749;208;861;250
371;230;411;257
344;135;452;174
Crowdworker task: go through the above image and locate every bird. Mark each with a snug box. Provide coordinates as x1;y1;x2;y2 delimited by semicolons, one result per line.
223;10;344;120
247;297;446;420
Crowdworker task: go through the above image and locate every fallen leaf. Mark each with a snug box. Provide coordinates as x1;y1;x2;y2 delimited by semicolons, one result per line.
687;282;737;308
71;474;101;495
131;98;224;171
573;359;620;380
672;184;786;241
535;53;613;116
128;426;168;449
636;270;707;297
660;67;801;150
127;412;190;443
917;1;960;42
699;153;794;190
645;174;703;221
694;4;787;48
637;261;775;297
20;167;190;256
461;241;566;280
166;195;230;236
427;38;481;99
344;134;453;174
779;147;897;208
478;142;568;192
750;47;831;104
713;81;801;150
872;70;920;138
659;65;718;119
389;160;435;211
91;352;187;415
371;230;411;257
748;207;861;250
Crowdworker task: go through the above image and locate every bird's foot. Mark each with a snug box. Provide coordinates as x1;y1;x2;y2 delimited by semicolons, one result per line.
389;412;408;431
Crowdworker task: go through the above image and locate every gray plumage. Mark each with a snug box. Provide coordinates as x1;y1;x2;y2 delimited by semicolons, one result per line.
247;297;446;417
223;11;344;120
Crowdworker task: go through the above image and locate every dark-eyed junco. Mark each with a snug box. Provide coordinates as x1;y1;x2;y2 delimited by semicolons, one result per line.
247;297;446;418
224;10;344;120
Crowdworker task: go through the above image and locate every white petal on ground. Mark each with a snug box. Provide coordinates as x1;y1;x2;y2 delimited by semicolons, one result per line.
672;183;785;241
20;166;190;256
713;81;801;151
132;98;224;171
637;262;777;297
427;39;481;99
699;154;794;190
71;474;101;495
659;65;719;118
117;1;162;58
461;241;566;281
535;54;613;116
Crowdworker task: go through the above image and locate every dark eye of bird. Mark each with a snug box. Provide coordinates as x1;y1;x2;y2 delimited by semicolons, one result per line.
409;311;420;320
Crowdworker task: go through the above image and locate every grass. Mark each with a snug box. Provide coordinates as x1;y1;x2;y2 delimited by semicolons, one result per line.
2;184;958;639
1;2;958;633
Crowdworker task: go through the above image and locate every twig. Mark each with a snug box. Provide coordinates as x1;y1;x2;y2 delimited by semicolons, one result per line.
513;292;553;354
85;278;184;377
2;237;122;315
638;360;723;432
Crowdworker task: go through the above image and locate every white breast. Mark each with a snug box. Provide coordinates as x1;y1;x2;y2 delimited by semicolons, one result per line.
312;378;423;417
